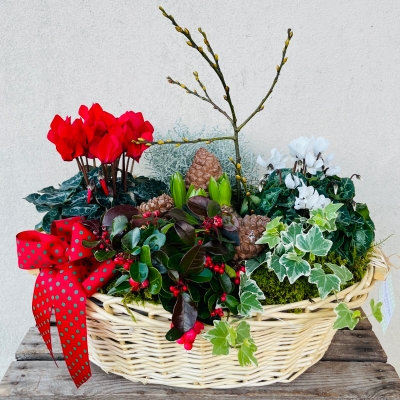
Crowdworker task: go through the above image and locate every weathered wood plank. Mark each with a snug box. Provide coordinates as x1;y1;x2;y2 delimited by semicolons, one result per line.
322;330;387;363
0;360;399;399
16;324;382;364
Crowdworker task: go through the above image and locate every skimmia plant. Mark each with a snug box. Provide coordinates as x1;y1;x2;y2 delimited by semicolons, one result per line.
21;9;384;369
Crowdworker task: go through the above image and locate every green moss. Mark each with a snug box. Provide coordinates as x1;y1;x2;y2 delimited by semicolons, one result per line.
253;249;372;307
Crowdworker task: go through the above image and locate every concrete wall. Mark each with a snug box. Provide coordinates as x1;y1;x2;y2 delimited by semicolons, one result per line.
1;0;399;380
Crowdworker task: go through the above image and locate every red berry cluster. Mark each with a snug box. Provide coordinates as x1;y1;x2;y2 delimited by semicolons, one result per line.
202;215;223;230
114;253;133;270
233;265;246;285
129;277;149;292
210;308;224;318
142;210;161;218
169;280;188;297
220;292;227;302
92;227;111;250
174;321;204;351
205;256;225;275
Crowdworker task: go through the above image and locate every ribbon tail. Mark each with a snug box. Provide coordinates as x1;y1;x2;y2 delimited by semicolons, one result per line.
53;265;92;388
32;268;57;363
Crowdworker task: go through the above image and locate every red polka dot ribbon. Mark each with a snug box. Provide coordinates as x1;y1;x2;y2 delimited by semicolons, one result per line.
16;217;118;388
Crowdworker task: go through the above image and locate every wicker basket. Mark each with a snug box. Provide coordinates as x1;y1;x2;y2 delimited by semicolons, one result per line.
85;248;389;389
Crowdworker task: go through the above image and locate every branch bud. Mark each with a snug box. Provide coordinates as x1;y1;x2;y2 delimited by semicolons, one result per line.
228;157;234;162
175;26;183;32
242;177;247;183
145;143;152;147
184;28;190;35
205;141;211;144
183;138;189;142
202;85;206;91
204;39;209;45
223;95;228;101
285;39;289;47
166;139;172;143
235;175;241;180
236;163;241;169
158;6;165;12
157;140;165;145
276;65;280;71
186;41;193;47
193;71;198;77
290;31;293;38
213;63;217;68
225;86;229;92
214;54;219;61
198;46;203;52
180;84;186;89
246;192;251;196
283;57;288;64
175;143;181;148
259;105;264;110
137;138;145;142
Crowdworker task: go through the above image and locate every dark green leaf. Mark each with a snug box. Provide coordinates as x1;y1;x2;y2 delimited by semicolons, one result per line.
218;272;233;294
168;269;180;283
210;277;222;293
38;186;58;194
24;193;40;204
208;293;219;312
143;232;166;251
36;205;51;213
148;267;162;294
258;187;282;214
59;172;83;191
37;191;73;206
140;244;153;267
224;295;239;314
172;293;198;333
121;228;141;252
168;253;184;270
329;178;355;201
165;327;184;341
110;215;128;241
187;268;213;283
180;245;206;276
152;250;169;274
174;220;196;247
42;209;61;233
130;261;149;283
114;274;129;287
107;281;131;295
94;250;116;262
62;203;99;217
168;208;199;225
82;240;101;248
207;200;221;218
69;191;88;206
187;282;200;302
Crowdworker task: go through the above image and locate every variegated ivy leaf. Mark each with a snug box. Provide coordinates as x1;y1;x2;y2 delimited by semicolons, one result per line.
281;222;303;246
202;320;236;356
308;264;341;299
269;252;287;282
255;216;286;248
279;252;311;284
238;338;258;367
308;203;343;232
237;292;264;317
333;302;360;330
245;252;271;277
326;263;353;284
295;225;332;257
239;274;265;300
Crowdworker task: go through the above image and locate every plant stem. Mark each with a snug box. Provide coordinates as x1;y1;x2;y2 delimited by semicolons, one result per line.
112;162;117;198
76;157;89;186
132;136;235;147
122;153;127;193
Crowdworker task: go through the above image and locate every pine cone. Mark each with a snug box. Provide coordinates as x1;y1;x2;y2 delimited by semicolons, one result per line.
138;194;174;216
185;148;223;189
233;214;270;261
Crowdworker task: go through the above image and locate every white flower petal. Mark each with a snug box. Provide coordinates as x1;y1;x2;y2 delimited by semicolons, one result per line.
305;152;316;167
257;155;268;169
314;137;329;155
285;174;295;189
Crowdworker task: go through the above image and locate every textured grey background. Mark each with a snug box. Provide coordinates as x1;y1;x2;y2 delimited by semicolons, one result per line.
1;0;399;380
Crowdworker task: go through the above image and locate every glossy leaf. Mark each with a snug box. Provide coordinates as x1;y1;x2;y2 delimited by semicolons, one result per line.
110;215;128;241
172;293;198;333
187;196;210;217
237;292;263;317
295;225;332;257
82;240;101;248
218;272;233;294
207;200;221;218
245;253;271;277
269;252;287;282
102;205;138;226
148;267;162;294
174;220;196;247
107;281;131;295
59;172;83;191
202;240;230;255
94;250;116;262
42;209;61;233
239;274;265;300
143;232;166;251
187;268;213;283
255;216;285;248
281;222;303;245
121;228;141;252
224;295;239;314
237;338;258;367
130;261;149;283
168;208;199;225
308;264;341;299
62;203;99;217
258;187;282;214
279;252;311;284
202;320;234;356
180;245;206;276
165;327;184;341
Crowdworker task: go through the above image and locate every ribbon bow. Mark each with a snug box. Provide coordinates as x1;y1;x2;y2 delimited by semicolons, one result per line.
16;217;118;387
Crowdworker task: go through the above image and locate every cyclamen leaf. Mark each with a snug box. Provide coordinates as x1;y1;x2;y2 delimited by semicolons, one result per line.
333;302;360;330
295;225;332;257
370;299;383;323
308;267;341;299
239;274;265;300
42;209;61;233
281;222;303;246
269;253;287;282
237;292;264;317
279;252;311;284
202;320;234;356
238;338;258;367
326;263;353;284
59;172;83;191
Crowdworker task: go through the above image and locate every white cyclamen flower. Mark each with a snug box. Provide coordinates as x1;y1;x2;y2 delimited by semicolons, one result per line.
314;137;329;156
288;136;315;160
305;152;324;175
294;180;331;210
285;173;300;189
323;153;341;176
257;148;289;171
